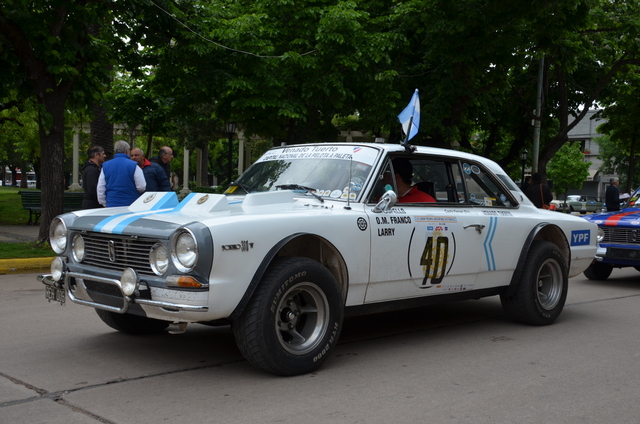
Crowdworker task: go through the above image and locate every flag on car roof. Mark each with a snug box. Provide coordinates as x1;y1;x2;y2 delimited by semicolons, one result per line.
398;89;420;141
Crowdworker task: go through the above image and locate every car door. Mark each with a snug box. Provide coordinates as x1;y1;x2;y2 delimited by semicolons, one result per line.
364;155;494;303
364;155;523;303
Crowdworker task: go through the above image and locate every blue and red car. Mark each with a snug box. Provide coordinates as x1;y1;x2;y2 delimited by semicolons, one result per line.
581;188;640;280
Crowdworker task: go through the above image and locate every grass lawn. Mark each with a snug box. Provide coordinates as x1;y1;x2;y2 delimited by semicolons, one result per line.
0;186;56;259
0;186;33;225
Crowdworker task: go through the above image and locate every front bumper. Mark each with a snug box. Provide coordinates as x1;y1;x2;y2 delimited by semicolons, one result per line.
595;245;640;266
39;271;209;315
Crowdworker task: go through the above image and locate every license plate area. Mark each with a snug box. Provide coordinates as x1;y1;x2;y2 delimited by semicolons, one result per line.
45;285;65;305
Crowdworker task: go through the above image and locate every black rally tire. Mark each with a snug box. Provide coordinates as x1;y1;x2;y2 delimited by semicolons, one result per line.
584;262;614;280
95;309;170;335
233;257;344;376
500;240;568;325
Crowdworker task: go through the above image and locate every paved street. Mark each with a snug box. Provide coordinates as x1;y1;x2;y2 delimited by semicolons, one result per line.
1;268;639;424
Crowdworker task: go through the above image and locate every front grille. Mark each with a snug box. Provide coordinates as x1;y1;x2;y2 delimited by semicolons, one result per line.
602;227;640;245
80;232;159;276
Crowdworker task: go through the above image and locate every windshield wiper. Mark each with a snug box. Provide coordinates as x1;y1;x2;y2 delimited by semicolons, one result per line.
276;184;324;203
228;182;252;194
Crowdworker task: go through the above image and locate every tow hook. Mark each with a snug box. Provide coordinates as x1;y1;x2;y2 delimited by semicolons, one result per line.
168;322;188;334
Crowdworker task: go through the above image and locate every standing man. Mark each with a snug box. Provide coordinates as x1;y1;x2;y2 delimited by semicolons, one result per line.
97;140;146;207
149;146;173;181
81;145;106;209
130;148;171;192
605;177;621;212
525;172;553;209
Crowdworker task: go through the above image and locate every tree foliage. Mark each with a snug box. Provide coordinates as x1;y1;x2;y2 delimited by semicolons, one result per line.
547;142;592;200
2;0;640;242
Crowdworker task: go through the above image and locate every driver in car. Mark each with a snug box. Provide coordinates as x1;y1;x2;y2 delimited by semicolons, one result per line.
391;158;436;203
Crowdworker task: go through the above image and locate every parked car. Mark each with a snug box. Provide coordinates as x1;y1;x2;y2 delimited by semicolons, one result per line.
39;142;597;375
581;188;640;280
552;194;603;213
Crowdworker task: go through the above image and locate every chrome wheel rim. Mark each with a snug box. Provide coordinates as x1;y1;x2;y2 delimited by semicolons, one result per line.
536;258;563;310
275;282;329;355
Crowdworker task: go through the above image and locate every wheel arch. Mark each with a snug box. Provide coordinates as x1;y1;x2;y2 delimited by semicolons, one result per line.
505;222;570;297
228;233;348;320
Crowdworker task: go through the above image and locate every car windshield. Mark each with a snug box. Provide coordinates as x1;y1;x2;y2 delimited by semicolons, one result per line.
227;145;380;201
623;188;640;208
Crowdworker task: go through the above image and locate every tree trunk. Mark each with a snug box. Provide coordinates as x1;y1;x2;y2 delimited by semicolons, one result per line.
38;95;67;243
90;102;114;156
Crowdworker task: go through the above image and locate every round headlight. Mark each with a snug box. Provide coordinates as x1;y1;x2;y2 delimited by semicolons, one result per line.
49;218;68;254
597;227;604;242
72;234;86;262
120;267;139;296
171;229;198;272
50;256;65;282
150;243;169;275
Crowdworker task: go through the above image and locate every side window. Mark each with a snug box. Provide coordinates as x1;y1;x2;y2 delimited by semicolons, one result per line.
460;162;515;207
368;155;464;204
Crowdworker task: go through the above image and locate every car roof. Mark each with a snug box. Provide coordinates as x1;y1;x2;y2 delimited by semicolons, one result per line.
281;142;508;175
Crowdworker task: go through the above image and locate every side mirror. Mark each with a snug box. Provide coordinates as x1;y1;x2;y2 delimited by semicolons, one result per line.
373;190;398;213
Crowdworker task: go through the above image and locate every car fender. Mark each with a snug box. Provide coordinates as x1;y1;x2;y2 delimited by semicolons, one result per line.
228;232;348;321
506;222;570;297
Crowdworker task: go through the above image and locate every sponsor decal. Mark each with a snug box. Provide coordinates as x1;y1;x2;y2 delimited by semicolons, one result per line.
571;230;591;246
357;217;368;231
222;241;254;252
481;210;512;216
414;216;458;223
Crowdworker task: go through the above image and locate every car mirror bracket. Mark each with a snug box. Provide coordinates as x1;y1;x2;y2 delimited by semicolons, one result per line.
372;190;398;213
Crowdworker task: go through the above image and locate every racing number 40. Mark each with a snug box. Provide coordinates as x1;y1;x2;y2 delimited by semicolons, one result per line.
420;236;449;285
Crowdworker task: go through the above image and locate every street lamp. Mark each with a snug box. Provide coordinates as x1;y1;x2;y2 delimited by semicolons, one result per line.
521;149;528;189
225;122;237;184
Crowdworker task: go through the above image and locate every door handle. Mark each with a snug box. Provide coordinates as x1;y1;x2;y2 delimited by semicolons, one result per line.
463;224;486;234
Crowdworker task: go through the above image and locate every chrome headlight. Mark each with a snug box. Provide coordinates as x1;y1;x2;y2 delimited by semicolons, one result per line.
72;234;86;262
49;218;68;254
597;227;604;243
120;267;139;296
149;243;169;275
171;229;198;272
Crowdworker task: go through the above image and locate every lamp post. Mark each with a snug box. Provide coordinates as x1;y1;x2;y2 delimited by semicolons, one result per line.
225;122;237;184
521;149;528;188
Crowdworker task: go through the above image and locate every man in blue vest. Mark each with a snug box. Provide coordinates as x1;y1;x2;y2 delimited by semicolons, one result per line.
97;140;146;207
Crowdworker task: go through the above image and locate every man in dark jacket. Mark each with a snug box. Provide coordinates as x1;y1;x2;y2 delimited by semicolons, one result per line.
525;172;553;209
81;145;106;209
605;177;621;211
149;146;173;181
130;148;171;192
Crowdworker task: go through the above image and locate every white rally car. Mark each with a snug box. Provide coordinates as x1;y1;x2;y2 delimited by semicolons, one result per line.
40;142;597;375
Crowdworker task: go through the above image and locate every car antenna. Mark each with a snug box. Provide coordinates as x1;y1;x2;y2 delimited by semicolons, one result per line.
344;152;353;210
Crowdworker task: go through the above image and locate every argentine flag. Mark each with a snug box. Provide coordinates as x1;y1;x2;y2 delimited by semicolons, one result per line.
398;89;420;141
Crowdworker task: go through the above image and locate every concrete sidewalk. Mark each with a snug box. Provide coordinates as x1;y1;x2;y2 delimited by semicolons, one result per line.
0;225;52;274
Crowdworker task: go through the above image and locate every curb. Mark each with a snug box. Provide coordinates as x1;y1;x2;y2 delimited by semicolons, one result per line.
0;257;51;274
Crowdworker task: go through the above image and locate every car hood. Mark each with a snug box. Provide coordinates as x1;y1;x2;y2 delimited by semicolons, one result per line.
64;190;326;237
582;208;640;227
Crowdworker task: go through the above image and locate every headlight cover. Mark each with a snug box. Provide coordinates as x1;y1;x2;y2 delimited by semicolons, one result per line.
149;243;169;275
597;227;604;243
72;234;86;262
171;228;198;272
50;218;68;254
